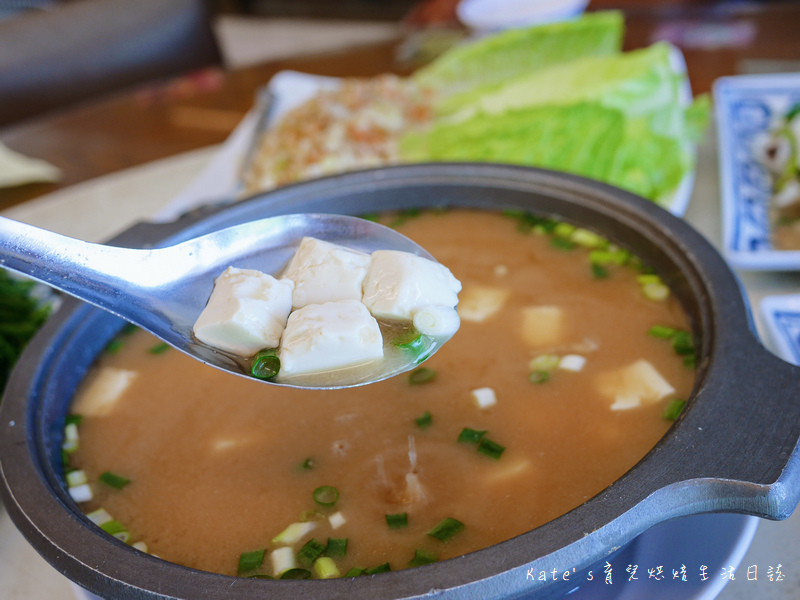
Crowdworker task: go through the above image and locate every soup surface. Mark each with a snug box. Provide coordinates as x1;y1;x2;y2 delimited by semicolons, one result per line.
66;209;695;578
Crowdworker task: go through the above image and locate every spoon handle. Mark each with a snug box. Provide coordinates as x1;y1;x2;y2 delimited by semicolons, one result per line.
0;216;151;317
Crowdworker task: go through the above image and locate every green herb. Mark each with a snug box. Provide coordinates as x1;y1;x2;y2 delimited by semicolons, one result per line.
104;339;124;354
299;457;315;471
313;556;340;579
64;414;83;427
364;563;391;575
325;537;348;558
683;355;697;369
590;263;609;279
99;471;131;490
237;548;266;574
297;538;326;567
671;330;695;356
409;548;439;567
251;349;280;379
386;513;409;529
280;568;312;580
121;323;139;336
408;367;437;385
550;236;577;251
662;399;686;421
589;249;630;266
313;485;339;507
477;438;506;460
428;517;465;542
458;428;487;444
148;342;170;355
528;370;550;384
99;520;127;536
647;325;677;339
394;329;433;362
300;510;326;523
344;567;366;577
415;411;433;429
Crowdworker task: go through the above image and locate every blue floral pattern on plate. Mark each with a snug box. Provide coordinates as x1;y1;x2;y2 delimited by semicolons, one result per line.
714;73;800;270
761;294;800;366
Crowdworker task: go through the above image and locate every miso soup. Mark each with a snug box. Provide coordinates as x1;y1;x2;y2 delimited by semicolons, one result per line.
64;209;696;579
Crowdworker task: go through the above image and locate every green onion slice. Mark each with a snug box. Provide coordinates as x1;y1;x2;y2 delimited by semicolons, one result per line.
299;457;315;471
313;485;339;507
237;549;266;574
148;342;170;355
550;237;577;251
325;537;348;558
344;567;366;577
297;538;326;567
280;568;312;580
671;331;695;356
528;370;550;384
64;414;83;427
457;428;487;444
251;349;280;380
409;548;439;567
415;411;433;429
663;399;687;421
428;517;464;542
647;325;677;339
408;367;437;385
477;438;506;460
364;563;391;575
99;471;130;490
590;263;609;279
386;513;409;529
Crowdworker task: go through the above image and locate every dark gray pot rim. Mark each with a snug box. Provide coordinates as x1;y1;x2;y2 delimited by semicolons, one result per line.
2;163;799;600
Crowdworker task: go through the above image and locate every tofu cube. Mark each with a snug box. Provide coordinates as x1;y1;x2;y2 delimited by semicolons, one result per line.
282;237;371;309
193;267;293;356
521;305;563;347
72;367;138;417
458;286;509;323
471;387;497;409
362;250;461;321
559;354;586;372
279;300;384;376
597;359;676;411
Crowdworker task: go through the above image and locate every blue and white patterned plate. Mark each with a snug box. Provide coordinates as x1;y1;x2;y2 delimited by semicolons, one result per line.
714;73;800;270
760;293;800;366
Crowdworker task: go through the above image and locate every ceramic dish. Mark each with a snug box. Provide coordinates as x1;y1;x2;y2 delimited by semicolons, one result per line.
714;72;800;270
1;163;798;600
760;293;800;366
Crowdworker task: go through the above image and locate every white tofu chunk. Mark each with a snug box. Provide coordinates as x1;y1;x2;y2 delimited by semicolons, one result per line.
412;305;461;337
521;305;563;347
328;512;346;529
193;267;293;356
362;250;461;321
279;300;383;376
68;483;93;503
471;387;497;409
72;367;137;417
282;237;371;309
559;354;586;372
597;359;676;411
458;286;509;323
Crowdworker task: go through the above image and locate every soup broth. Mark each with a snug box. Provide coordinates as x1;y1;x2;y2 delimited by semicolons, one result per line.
66;209;695;578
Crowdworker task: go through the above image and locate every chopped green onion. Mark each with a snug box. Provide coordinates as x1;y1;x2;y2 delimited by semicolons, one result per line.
408;367;437;385
237;549;266;574
671;331;695;356
148;342;170;355
590;263;609;279
648;325;677;339
550;236;577;251
100;520;129;542
553;222;576;238
99;471;130;490
313;556;340;579
589;249;630;266
313;485;339;507
409;548;439;567
528;370;550;384
428;517;464;542
299;457;315;471
528;354;559;371
415;411;433;429
247;574;274;579
280;568;312;580
457;428;487;444
272;521;316;545
104;339;124;354
683;355;697;369
477;438;506;460
359;213;380;222
299;510;327;523
389;208;422;229
344;567;366;577
66;469;88;487
637;274;662;285
86;508;114;526
62;423;79;453
663;399;687;421
121;323;139;336
386;513;409;529
325;537;348;558
570;228;606;248
64;414;83;427
364;563;391;575
251;349;280;379
641;281;670;301
297;538;326;567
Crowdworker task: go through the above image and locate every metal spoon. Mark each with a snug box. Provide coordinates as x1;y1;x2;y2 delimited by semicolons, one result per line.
0;213;438;389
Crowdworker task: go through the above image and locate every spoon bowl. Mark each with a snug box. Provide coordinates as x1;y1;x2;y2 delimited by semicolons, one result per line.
0;213;437;389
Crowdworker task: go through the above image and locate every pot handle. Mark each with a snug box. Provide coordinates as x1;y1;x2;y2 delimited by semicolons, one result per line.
659;337;800;520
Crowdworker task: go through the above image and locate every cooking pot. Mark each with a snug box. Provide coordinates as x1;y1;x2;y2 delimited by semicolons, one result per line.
2;163;799;599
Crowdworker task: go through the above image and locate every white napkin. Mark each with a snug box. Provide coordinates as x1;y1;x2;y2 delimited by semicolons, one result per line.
0;142;61;188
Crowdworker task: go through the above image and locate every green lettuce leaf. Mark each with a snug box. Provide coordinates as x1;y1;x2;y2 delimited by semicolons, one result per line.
413;11;624;96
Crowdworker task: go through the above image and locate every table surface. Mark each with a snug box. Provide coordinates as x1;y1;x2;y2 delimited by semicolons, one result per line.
2;3;800;599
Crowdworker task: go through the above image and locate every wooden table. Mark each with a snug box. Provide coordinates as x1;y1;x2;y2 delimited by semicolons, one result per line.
2;2;800;212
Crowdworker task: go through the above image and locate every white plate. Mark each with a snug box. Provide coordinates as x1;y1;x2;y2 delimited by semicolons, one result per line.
457;0;589;32
714;73;800;270
760;293;800;365
159;64;697;221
